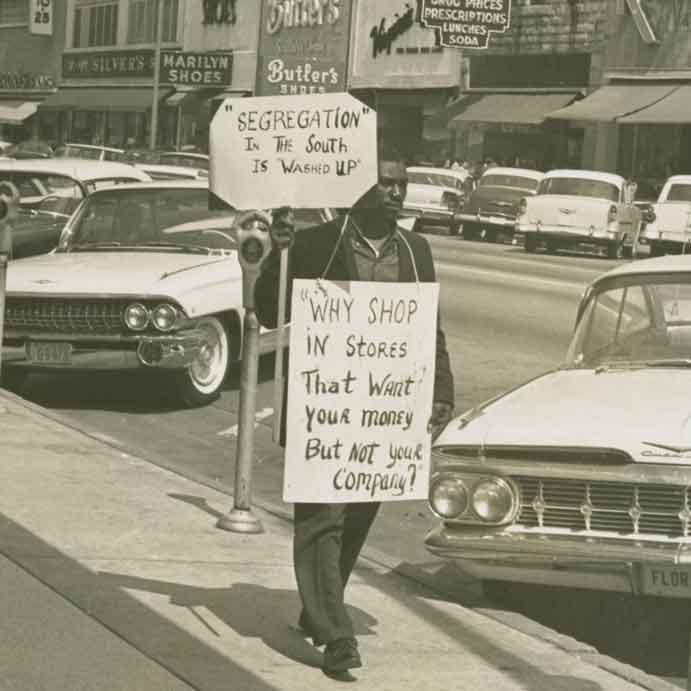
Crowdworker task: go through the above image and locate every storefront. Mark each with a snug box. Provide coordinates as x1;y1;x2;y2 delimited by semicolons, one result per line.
347;0;461;164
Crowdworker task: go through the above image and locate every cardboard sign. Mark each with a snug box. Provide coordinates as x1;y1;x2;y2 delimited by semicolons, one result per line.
283;279;439;504
420;0;511;49
160;51;233;87
209;92;377;210
29;0;53;36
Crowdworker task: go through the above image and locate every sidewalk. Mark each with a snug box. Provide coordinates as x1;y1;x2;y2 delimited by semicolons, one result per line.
0;389;676;691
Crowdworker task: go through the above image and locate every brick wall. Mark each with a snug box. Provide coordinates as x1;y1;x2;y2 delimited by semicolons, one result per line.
486;0;608;54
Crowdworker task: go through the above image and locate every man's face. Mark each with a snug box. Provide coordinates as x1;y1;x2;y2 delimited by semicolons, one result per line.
374;160;408;220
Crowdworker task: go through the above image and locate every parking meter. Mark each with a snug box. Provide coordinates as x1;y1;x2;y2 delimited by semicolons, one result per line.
236;216;272;310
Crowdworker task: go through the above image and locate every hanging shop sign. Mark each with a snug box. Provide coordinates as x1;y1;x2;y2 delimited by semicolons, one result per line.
160;51;233;86
0;72;55;91
255;0;354;96
283;279;439;504
62;50;155;79
420;0;512;49
29;0;53;36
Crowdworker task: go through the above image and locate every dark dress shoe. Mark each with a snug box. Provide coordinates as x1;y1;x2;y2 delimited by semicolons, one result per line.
323;638;362;673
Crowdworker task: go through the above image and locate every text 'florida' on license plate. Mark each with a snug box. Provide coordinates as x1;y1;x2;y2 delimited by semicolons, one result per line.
26;342;72;365
643;566;691;598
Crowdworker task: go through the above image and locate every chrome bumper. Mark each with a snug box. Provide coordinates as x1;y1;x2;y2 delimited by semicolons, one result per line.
517;224;616;242
457;213;516;228
3;330;204;371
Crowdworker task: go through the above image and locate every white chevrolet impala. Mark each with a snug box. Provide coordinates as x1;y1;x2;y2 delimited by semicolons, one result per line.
1;181;332;406
427;255;691;599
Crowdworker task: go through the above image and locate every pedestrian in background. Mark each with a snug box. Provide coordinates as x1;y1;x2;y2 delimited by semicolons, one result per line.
249;145;455;676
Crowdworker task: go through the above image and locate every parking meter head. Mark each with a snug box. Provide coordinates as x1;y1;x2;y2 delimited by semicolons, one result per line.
236;215;272;309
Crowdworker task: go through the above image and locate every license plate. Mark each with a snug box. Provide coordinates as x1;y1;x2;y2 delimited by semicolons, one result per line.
642;566;691;598
26;342;72;365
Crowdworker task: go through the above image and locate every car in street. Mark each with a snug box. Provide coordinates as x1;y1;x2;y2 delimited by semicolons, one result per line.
638;176;691;257
54;143;126;162
400;166;467;235
457;167;543;243
1;181;334;406
516;170;641;259
426;254;691;600
0;159;151;258
158;151;209;171
133;162;208;181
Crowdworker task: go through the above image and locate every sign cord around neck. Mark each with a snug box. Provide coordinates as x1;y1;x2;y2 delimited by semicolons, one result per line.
319;213;350;281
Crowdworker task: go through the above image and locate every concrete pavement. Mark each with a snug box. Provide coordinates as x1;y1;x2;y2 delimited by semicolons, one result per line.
0;389;676;690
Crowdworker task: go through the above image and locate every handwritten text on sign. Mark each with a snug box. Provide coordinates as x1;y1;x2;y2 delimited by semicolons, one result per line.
209;93;377;210
284;280;439;504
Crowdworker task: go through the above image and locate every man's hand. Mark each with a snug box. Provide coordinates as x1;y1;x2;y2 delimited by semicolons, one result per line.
428;401;454;440
270;206;296;250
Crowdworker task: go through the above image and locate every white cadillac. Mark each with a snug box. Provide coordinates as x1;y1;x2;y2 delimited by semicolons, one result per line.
516;169;641;259
639;175;691;257
427;255;691;599
1;181;332;407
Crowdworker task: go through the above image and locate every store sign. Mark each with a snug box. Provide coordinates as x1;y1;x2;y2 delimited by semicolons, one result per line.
255;0;353;96
29;0;53;36
420;0;511;49
160;51;233;86
283;279;438;504
0;72;55;91
62;50;155;79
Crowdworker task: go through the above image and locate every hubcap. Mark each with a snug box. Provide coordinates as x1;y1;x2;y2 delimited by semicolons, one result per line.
189;318;228;394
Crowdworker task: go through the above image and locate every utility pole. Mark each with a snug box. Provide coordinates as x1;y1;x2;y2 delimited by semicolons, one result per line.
149;0;164;150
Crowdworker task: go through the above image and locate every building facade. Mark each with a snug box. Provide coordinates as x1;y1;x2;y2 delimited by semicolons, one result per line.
0;0;63;145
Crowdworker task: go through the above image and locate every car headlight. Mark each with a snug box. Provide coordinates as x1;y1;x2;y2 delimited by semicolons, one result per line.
152;303;178;332
471;478;515;523
124;303;149;331
429;478;469;519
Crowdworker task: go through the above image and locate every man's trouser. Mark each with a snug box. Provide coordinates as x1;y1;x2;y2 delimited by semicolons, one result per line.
293;501;380;647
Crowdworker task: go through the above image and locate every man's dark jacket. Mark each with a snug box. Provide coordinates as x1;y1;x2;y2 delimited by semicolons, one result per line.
254;216;455;445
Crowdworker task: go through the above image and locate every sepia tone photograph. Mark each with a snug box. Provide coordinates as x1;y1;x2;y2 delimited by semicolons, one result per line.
1;0;691;689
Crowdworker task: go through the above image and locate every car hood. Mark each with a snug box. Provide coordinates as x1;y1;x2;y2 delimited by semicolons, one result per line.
7;251;242;316
435;368;691;464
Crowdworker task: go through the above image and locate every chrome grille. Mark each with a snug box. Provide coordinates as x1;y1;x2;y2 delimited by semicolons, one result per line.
515;476;690;538
5;298;126;334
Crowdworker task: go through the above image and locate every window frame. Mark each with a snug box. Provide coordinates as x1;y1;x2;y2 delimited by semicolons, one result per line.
0;0;29;27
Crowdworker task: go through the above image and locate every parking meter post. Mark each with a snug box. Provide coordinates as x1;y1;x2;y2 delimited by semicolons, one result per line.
0;253;6;385
216;218;271;535
272;246;289;443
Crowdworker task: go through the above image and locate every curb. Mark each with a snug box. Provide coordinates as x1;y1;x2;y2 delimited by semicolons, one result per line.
0;388;680;691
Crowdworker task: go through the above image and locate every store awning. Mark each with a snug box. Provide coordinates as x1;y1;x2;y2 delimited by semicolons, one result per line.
39;87;173;111
618;85;691;124
0;101;38;124
546;84;677;122
448;92;580;127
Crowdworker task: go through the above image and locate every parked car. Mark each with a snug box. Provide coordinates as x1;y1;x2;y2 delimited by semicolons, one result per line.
400;166;467;235
457;167;543;242
0;159;151;258
54;143;126;162
1;181;334;406
638;175;691;257
427;254;691;599
516;170;641;259
158;151;209;171
133;162;208;181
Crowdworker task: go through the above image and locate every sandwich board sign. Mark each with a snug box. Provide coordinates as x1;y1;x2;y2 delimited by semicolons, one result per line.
209;92;377;210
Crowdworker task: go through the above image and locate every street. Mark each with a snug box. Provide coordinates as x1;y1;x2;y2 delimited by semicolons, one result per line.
14;236;689;684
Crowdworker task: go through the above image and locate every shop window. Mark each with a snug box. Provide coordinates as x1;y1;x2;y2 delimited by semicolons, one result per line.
127;0;178;44
73;0;119;47
0;0;29;25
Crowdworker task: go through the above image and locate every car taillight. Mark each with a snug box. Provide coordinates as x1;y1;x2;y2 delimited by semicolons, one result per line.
608;204;618;223
441;191;459;211
518;198;527;215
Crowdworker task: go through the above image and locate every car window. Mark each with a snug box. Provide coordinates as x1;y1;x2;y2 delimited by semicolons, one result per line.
103;150;125;162
666;184;691;202
407;171;463;190
1;172;84;207
538;177;620;202
480;174;539;191
160;154;209;171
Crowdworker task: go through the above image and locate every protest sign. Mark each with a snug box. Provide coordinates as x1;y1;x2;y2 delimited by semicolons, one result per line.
420;0;512;49
283;279;439;504
209;92;377;210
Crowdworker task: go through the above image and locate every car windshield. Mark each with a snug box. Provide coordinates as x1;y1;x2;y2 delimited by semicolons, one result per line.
61;187;333;252
407;171;463;191
666;184;691;202
566;274;691;369
0;172;84;215
480;174;539;191
538;177;620;202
